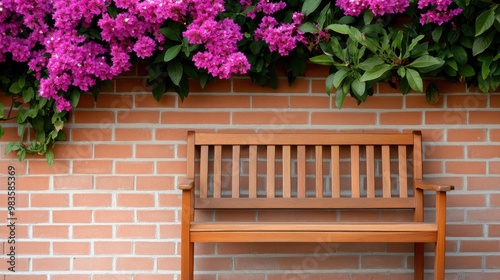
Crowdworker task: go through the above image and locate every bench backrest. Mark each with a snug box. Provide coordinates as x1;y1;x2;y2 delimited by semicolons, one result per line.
186;131;423;210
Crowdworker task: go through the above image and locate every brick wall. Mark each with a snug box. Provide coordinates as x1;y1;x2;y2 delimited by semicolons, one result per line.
1;64;500;279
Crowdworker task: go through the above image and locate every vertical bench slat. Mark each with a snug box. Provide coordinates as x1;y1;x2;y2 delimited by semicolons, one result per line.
366;145;375;198
267;146;276;198
351;145;360;198
398;145;408;198
283;145;291;198
232;145;240;198
249;145;258;198
382;145;391;198
200;145;209;198
213;145;222;198
316;146;323;198
297;145;306;198
331;145;340;198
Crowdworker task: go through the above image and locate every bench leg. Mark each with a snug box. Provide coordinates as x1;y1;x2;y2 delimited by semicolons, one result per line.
181;241;194;280
434;239;445;280
414;243;424;280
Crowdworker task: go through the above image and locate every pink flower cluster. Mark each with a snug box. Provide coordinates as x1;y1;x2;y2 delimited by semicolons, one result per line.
336;0;409;16
336;0;461;25
250;0;306;56
255;13;306;56
1;0;309;112
418;0;462;25
183;0;250;78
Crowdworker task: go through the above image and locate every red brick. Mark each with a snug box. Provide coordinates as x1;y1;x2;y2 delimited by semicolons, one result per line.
15;210;49;223
137;210;175;222
73;111;115;124
290;96;332;108
117;111;159;124
344;96;403;109
156;160;187;175
116;257;154;271
461;240;500;252
468;209;500;222
425;111;467;125
178;95;250;108
94;210;134;223
135;241;175;255
233;78;309;93
53;242;91;255
115;161;154;174
95;176;134;190
72;128;112;141
95;94;133;108
447;95;488;108
52;144;93;159
53;210;92;223
73;193;112;207
447;129;486;142
72;225;113;239
161;112;230;124
136;144;175;158
189;78;231;92
446;161;486;174
15;176;49;190
136;176;175;190
116;225;157;238
73;258;113;270
95;144;133;158
252;96;289;108
32;258;70;271
115;128;152;141
470;111;500;124
115;78;150;92
311;112;376;125
135;94;176;108
468;145;500;158
73;160;113;174
54;176;93;189
33;225;69;239
468;177;500;191
406;95;444;108
447;224;484;237
424;145;464;159
117;194;155;207
31;194;69;207
28;160;70;174
16;242;50;254
95;241;132;255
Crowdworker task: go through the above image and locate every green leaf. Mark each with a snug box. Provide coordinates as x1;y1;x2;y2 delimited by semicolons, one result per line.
357;56;384;71
326;24;350;35
298;22;319;33
152;81;166;101
451;46;468;65
476;9;495;37
334;87;348;108
325;73;335;95
18;149;26;162
22;87;35;103
408;35;425;52
405;68;423;92
0;126;4;139
168;59;183;86
164;45;182;62
70;89;81;108
18;75;26;89
0;103;4;119
301;0;321;16
360;64;393;82
338;16;355;25
46;149;54;166
5;142;21;154
9;82;22;94
407;55;442;69
363;10;374;25
333;69;349;88
458;64;476;77
397;67;406;78
351;79;366;99
432;26;443;42
473;31;494;56
160;24;181;42
309;54;334;65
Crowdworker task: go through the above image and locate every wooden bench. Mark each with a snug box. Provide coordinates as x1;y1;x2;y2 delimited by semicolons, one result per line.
179;131;453;279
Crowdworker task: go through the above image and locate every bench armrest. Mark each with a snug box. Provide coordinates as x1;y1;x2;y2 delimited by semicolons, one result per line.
178;179;195;191
415;180;454;192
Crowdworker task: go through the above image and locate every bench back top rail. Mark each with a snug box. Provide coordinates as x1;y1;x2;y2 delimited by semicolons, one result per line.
187;131;423;210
